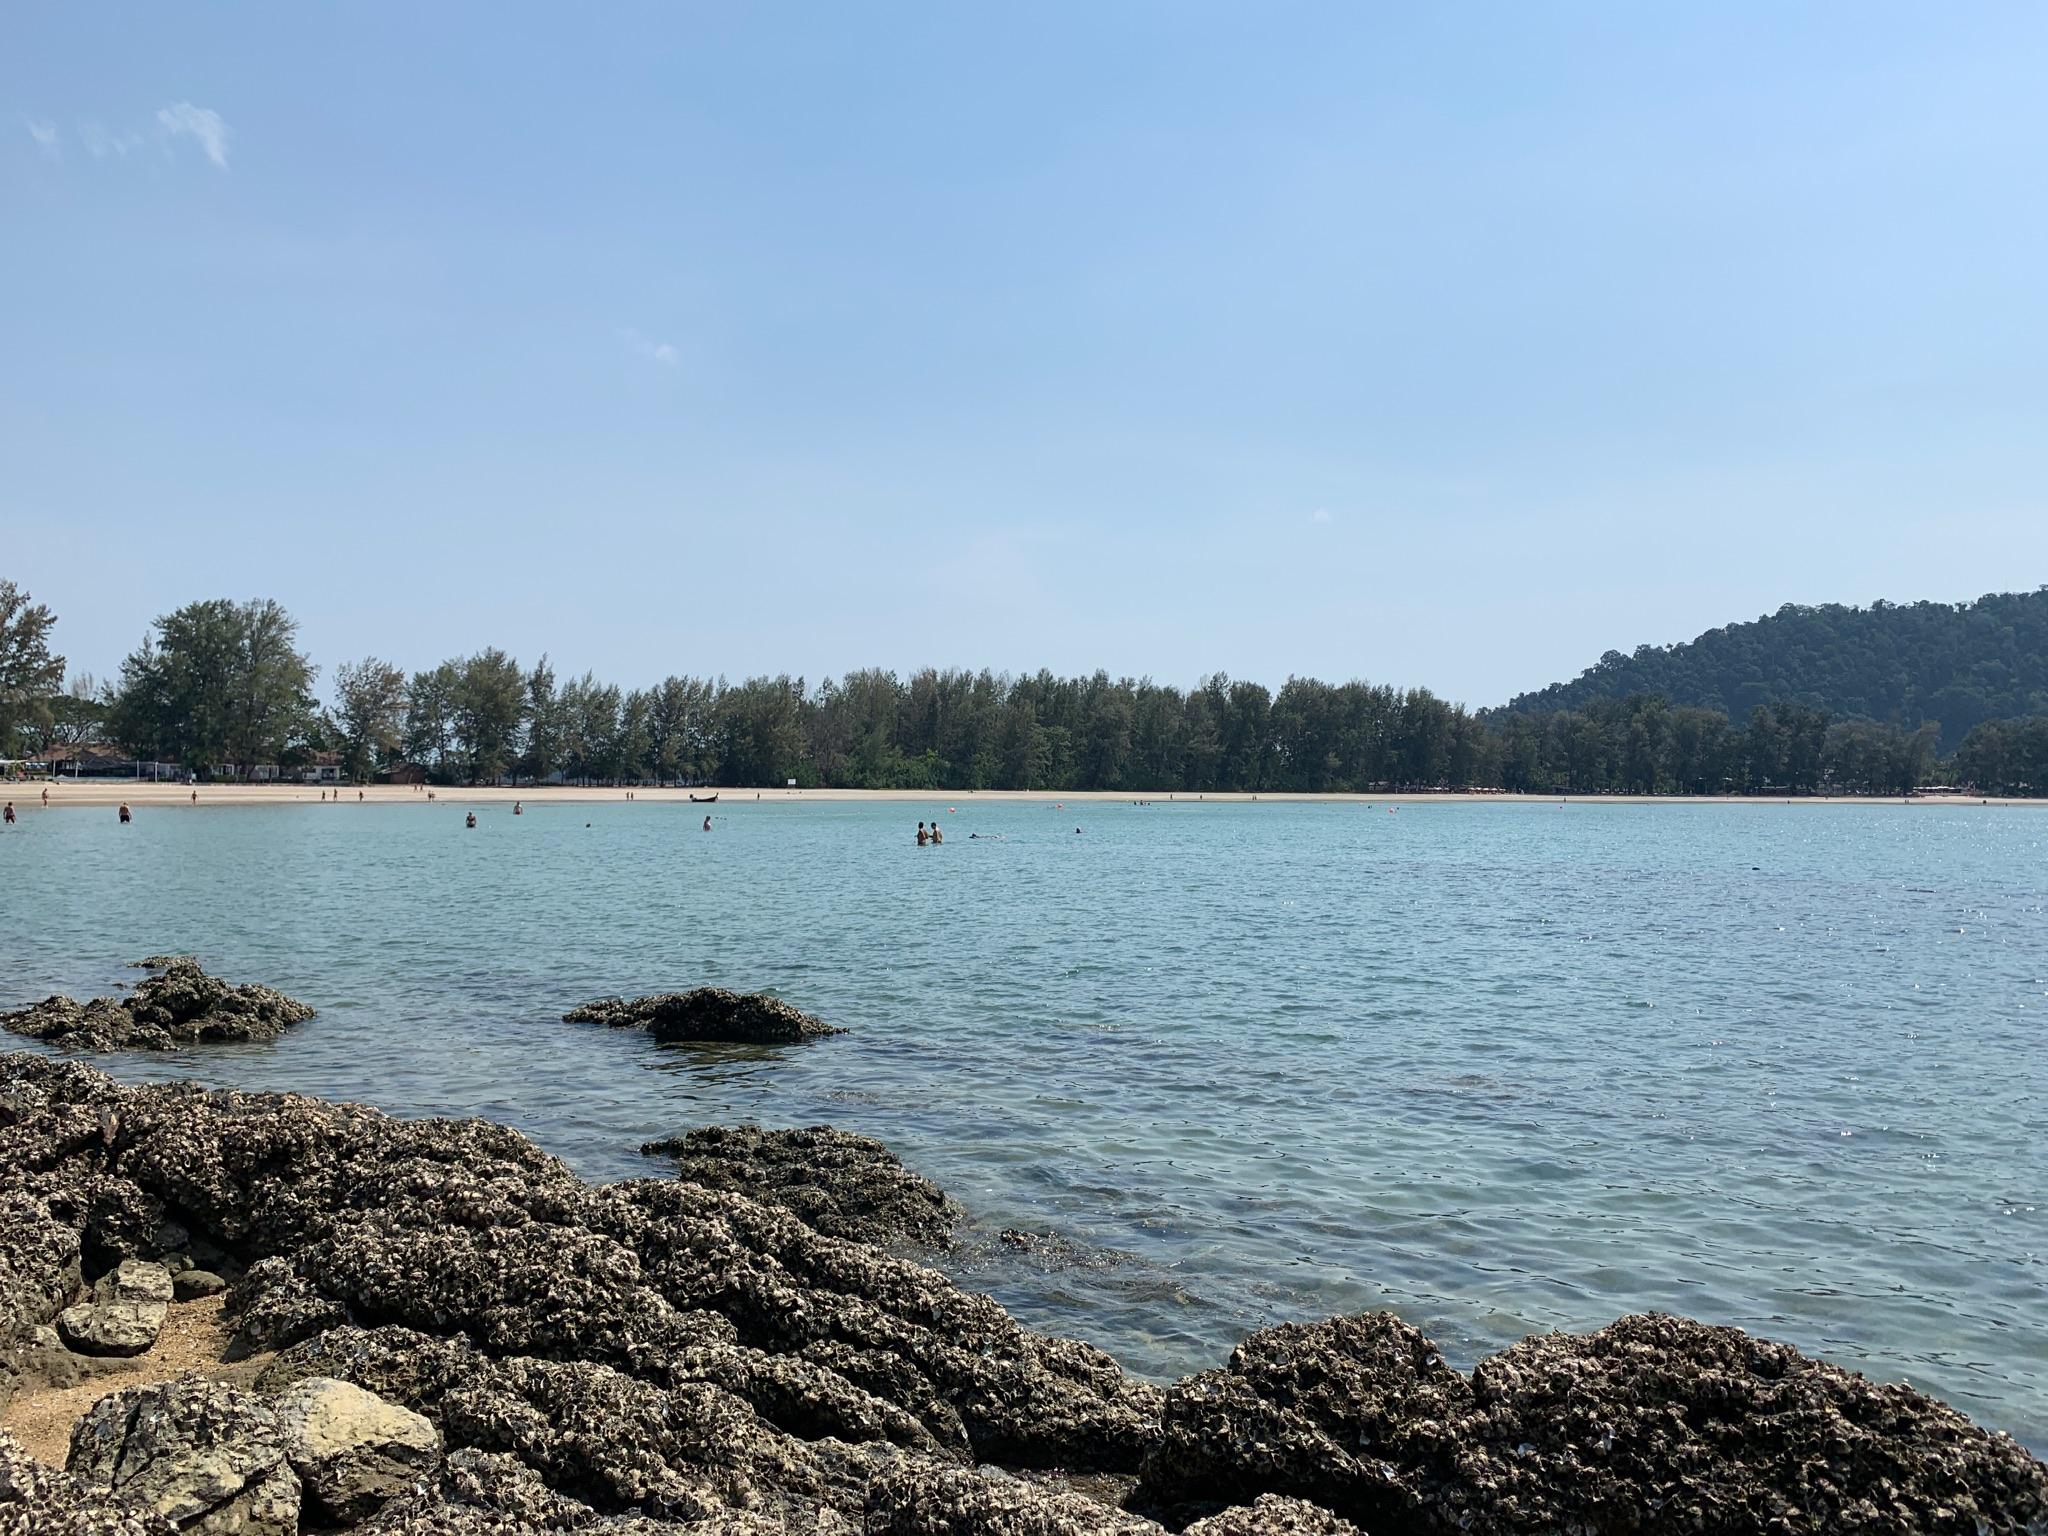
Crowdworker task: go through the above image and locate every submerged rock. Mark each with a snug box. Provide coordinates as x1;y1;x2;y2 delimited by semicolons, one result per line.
640;1126;958;1248
67;1378;301;1535
563;988;843;1045
1;961;314;1053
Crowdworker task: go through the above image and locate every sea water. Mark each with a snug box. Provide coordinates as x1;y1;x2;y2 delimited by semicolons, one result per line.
1;797;2042;1449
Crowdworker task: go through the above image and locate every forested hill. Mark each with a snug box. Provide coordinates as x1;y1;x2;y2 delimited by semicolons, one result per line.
1505;589;2048;747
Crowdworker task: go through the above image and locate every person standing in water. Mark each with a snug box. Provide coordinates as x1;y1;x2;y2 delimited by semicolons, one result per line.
930;820;942;845
702;815;712;832
916;821;928;846
465;811;477;828
3;802;14;825
118;803;132;824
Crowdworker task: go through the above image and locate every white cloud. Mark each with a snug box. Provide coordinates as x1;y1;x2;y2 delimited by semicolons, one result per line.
80;121;144;159
25;119;60;159
156;101;230;168
1310;508;1335;524
618;327;679;366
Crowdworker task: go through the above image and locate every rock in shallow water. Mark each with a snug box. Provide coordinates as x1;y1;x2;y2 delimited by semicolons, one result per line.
0;961;314;1053
1;1051;2043;1536
640;1125;959;1248
1135;1310;2048;1534
564;988;843;1045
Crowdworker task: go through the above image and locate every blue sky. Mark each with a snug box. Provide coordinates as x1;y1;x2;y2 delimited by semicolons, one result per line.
6;4;2045;707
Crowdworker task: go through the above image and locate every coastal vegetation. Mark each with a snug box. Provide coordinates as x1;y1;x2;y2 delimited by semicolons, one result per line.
1506;589;2048;747
6;578;2048;794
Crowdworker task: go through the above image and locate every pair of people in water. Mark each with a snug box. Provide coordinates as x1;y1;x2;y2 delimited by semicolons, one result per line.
916;820;943;846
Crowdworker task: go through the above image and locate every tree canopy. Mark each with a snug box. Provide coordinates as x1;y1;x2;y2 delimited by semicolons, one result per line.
5;578;2043;795
0;579;65;757
104;598;320;774
1506;589;2048;749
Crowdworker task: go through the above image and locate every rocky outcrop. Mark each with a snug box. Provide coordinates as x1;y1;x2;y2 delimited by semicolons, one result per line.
563;989;843;1045
221;1260;348;1362
1135;1311;2048;1534
1;961;314;1053
0;1189;84;1334
1;1426;176;1536
66;1379;302;1535
1181;1498;1363;1536
0;1053;1155;1534
641;1126;959;1248
3;1052;2043;1536
57;1259;174;1357
274;1376;440;1523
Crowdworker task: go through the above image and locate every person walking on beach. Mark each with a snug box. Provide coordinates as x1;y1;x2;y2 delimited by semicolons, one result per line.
41;787;48;806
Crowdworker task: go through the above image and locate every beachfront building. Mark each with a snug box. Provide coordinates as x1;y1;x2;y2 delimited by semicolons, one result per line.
28;744;183;780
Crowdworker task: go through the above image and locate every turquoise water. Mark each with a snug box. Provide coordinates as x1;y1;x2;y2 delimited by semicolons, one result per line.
2;798;2043;1450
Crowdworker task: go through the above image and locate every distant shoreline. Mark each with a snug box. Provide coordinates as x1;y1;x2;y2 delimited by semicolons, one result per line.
7;783;2041;809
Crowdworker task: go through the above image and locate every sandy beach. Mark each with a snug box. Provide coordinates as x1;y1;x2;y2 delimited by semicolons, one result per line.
3;781;2036;809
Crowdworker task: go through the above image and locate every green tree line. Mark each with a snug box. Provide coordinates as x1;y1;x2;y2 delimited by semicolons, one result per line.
1508;589;2048;749
4;580;2046;794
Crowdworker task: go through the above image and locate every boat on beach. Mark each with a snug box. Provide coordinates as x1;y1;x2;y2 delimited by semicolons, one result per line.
689;792;719;803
